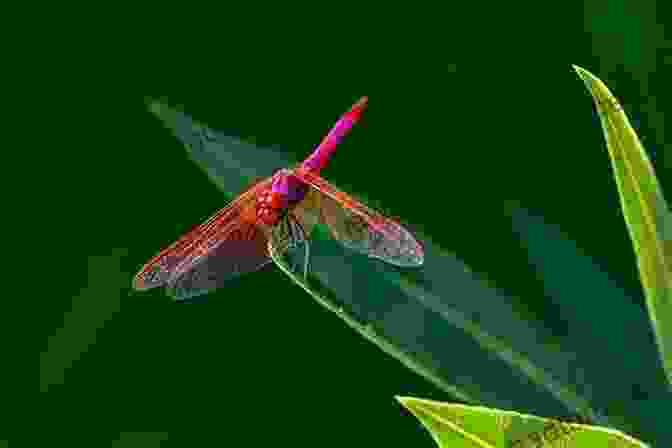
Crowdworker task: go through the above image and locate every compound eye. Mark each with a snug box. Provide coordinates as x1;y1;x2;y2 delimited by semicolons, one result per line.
257;206;279;225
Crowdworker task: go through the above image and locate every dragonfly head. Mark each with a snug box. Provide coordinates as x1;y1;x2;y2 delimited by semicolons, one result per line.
271;170;308;203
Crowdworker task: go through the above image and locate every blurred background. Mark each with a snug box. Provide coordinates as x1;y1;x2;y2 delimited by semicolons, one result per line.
25;1;672;446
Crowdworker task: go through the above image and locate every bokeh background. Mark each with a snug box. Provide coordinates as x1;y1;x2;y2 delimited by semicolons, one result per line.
29;1;672;446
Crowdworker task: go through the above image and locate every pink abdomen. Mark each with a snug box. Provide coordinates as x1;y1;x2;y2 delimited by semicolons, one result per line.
301;97;368;173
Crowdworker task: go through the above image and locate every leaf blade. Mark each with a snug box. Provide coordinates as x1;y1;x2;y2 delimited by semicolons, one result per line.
574;65;672;389
396;397;647;448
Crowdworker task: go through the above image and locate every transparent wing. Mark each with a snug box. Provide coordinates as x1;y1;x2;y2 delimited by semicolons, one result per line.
167;218;272;300
292;167;424;267
132;177;273;292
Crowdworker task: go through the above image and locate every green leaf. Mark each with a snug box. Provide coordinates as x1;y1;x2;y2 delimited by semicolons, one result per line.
574;65;672;389
146;98;618;426
267;231;476;403
396;397;646;448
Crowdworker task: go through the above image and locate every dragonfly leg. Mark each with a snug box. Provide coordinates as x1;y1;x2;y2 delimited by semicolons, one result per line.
272;213;311;280
292;216;310;280
303;238;310;280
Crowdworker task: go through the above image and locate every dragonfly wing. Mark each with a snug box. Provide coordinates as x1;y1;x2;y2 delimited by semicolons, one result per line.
292;167;424;267
167;218;272;300
132;177;273;292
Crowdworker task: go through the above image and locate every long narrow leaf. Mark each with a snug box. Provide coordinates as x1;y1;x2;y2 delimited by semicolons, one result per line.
145;98;617;427
396;397;646;448
574;65;672;389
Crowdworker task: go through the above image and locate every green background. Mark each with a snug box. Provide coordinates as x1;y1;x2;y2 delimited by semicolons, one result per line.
30;1;672;446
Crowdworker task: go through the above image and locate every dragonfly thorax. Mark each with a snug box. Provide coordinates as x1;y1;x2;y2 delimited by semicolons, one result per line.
271;170;308;202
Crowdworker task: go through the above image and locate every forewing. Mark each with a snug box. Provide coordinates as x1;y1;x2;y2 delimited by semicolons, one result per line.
292;167;424;267
132;177;273;291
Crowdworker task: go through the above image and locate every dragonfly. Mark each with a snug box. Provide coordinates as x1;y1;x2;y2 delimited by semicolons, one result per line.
133;97;424;300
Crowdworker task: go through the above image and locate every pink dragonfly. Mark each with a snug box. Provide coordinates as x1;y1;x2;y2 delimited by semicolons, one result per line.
133;97;424;300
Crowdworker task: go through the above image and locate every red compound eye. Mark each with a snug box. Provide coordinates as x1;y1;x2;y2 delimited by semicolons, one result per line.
257;192;271;208
258;208;279;225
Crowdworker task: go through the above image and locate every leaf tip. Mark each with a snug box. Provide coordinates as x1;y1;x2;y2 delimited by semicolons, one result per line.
394;395;421;414
571;64;586;75
145;97;163;116
572;64;595;88
395;396;411;406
